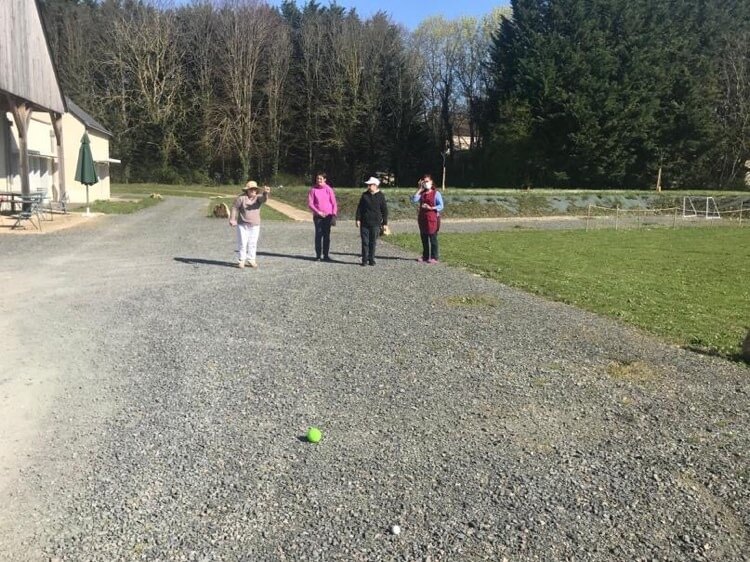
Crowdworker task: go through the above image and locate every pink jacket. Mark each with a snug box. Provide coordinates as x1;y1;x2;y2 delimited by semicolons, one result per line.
308;184;338;217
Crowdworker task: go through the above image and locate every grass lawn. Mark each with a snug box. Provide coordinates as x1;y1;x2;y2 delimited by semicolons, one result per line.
110;185;290;220
257;186;750;221
113;183;750;221
112;183;240;198
74;197;163;214
268;186;546;219
390;227;750;360
109;184;627;219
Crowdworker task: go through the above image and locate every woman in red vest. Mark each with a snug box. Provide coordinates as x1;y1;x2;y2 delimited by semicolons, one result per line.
411;174;444;263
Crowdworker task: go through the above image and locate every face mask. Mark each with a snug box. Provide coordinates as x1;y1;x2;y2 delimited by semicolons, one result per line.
423;181;432;189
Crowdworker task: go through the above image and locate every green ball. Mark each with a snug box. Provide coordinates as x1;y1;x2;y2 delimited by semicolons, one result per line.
307;427;322;443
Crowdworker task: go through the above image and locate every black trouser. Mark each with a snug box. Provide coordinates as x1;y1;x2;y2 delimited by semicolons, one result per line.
360;225;380;264
420;230;439;260
313;215;333;258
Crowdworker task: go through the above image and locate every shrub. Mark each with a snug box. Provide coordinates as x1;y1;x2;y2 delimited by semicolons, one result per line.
154;166;183;185
188;169;213;185
272;171;307;187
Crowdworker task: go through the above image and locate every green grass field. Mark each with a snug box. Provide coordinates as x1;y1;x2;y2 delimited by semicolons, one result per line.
113;183;750;221
110;185;290;220
74;197;163;214
112;183;239;198
267;186;563;219
390;228;750;360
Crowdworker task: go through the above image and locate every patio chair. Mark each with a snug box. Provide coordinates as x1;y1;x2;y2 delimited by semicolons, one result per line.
50;192;69;215
11;195;42;231
35;188;53;221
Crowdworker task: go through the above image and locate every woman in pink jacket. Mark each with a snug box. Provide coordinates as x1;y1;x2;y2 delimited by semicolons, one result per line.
307;172;338;261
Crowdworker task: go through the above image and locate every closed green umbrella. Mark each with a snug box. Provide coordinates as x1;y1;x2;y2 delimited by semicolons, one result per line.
74;132;98;215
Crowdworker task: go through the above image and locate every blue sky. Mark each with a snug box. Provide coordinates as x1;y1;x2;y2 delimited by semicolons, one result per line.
272;1;509;30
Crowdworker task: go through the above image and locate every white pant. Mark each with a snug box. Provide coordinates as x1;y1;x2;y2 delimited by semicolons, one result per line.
236;223;260;262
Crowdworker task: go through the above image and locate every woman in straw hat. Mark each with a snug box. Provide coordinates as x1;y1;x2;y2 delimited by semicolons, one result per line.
229;180;271;269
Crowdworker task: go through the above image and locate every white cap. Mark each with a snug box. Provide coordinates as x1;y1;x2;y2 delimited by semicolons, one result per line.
365;176;381;186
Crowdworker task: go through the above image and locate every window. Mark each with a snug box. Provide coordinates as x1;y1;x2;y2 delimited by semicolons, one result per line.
96;162;109;180
29;156;51;191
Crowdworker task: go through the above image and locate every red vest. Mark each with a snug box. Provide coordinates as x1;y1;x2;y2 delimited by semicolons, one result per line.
418;189;440;234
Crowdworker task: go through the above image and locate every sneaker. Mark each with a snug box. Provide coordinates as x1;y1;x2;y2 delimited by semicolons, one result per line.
323;256;333;262
247;260;258;268
238;261;246;269
417;257;428;263
428;258;439;264
368;260;376;266
314;256;322;262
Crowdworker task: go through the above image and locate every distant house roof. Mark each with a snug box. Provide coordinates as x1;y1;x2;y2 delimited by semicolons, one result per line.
65;97;112;137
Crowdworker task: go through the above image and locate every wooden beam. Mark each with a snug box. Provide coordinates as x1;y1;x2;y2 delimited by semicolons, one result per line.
7;95;33;196
51;111;66;201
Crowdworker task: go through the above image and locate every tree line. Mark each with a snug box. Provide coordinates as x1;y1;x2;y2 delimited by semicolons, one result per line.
40;0;749;189
484;0;750;189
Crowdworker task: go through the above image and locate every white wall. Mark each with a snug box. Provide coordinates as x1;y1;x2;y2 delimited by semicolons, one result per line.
1;109;113;204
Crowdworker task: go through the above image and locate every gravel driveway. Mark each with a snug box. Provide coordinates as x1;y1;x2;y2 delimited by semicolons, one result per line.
1;197;748;561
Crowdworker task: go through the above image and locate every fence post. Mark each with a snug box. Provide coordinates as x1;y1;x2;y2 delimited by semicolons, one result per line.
586;204;591;232
615;206;619;230
673;207;677;229
740;202;744;227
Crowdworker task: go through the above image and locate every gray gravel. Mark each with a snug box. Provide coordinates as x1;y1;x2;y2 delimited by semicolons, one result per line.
0;197;748;561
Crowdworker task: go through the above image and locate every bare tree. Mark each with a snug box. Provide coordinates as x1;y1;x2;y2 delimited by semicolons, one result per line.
299;9;327;175
208;0;275;180
453;9;509;150
264;16;292;182
180;1;220;173
111;2;185;167
384;28;425;184
412;16;460;153
716;30;750;185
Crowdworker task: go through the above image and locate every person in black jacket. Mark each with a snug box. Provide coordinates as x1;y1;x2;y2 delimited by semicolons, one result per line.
355;177;389;266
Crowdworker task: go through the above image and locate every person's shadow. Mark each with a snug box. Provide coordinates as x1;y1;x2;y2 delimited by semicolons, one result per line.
175;254;319;266
174;257;237;268
329;251;413;262
256;251;320;262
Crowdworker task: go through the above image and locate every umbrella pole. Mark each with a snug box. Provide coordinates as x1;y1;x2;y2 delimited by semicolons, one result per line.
86;185;90;216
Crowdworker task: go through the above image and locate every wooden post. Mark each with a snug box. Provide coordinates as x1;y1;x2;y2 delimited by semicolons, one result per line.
51;112;66;202
7;96;33;196
586;204;591;232
441;143;450;191
615;206;619;230
655;166;662;192
740;202;744;227
673;207;677;229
